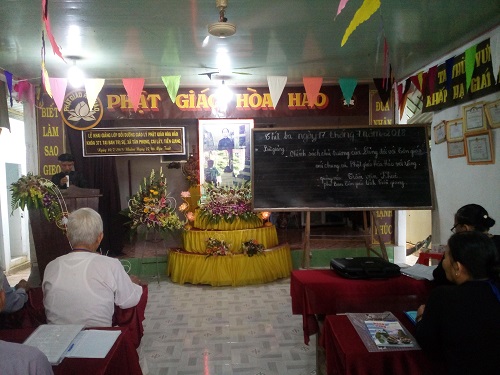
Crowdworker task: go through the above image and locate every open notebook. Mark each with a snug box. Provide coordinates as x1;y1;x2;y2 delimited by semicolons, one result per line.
23;324;121;365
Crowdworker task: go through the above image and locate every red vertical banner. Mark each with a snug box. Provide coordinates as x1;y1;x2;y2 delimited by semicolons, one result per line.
371;210;395;244
37;94;66;180
369;90;394;125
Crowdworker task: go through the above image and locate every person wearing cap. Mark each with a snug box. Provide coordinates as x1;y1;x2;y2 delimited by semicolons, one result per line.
0;272;54;375
51;153;88;189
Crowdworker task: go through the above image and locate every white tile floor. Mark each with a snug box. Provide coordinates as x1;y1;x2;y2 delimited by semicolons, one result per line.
138;278;316;375
6;269;317;375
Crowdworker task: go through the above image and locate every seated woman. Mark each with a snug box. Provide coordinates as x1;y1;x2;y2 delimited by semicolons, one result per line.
415;231;500;375
433;203;499;284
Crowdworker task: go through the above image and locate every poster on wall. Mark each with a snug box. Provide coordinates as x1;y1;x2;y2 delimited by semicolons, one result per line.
198;119;254;187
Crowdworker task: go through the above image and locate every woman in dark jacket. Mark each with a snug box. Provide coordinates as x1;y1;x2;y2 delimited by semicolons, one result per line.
416;231;500;375
433;204;500;284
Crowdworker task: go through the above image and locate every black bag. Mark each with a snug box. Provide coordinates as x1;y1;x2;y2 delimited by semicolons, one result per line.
330;257;401;279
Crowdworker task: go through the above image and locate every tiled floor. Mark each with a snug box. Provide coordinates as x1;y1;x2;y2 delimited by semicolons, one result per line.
5;222;422;375
5;269;316;375
139;278;316;375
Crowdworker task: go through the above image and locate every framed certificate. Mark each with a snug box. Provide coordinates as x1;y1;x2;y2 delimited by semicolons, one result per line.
447;140;465;158
446;118;464;142
484;99;500;128
465;131;494;165
463;102;487;134
433;121;446;144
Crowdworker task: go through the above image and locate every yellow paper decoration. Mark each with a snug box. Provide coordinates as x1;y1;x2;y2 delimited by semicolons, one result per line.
341;0;381;47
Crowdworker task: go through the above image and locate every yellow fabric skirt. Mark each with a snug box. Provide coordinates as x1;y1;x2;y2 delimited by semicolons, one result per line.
168;244;293;286
183;225;279;254
193;209;263;230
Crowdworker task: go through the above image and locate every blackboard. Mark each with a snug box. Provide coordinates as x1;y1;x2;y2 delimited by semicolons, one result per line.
251;126;433;210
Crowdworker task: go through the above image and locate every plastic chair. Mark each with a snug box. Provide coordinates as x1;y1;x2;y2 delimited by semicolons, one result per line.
417;252;443;266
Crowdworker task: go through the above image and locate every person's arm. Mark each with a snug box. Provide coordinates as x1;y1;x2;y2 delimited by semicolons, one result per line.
112;260;143;309
51;173;67;189
2;277;28;313
415;288;447;354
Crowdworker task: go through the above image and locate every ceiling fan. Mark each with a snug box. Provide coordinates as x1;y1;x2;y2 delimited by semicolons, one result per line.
198;1;253;80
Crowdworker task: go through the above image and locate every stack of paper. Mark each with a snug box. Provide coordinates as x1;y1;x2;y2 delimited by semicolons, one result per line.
24;324;84;365
400;264;437;280
23;324;121;365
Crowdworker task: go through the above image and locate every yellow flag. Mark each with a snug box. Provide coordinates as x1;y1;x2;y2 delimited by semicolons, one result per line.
341;0;381;47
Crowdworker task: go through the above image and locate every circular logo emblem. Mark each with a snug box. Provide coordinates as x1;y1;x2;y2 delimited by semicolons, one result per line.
61;90;104;130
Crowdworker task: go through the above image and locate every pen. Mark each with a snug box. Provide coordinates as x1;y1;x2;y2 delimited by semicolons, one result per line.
67;343;75;352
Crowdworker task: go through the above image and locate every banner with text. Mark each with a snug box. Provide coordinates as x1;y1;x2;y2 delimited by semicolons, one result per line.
423;38;499;112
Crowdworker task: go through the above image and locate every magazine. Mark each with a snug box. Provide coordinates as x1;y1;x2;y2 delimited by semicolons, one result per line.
364;320;415;348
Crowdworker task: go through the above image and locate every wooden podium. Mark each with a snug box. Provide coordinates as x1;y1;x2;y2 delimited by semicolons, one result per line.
30;186;102;281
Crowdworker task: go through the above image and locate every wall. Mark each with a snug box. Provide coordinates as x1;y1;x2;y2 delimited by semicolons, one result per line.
430;91;500;246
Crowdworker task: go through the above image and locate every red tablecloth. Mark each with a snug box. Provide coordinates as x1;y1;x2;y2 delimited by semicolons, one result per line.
0;326;142;375
290;269;433;344
9;285;148;348
321;313;445;375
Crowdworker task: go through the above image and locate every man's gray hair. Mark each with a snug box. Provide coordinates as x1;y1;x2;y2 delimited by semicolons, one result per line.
66;207;103;247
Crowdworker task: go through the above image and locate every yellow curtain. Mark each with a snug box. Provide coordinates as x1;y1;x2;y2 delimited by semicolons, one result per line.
168;244;292;286
183;226;278;254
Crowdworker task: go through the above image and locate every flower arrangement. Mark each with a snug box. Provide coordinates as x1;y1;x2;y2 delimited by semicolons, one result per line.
179;191;195;230
10;173;67;229
205;237;232;258
182;153;200;186
126;168;183;232
241;239;265;257
198;181;261;225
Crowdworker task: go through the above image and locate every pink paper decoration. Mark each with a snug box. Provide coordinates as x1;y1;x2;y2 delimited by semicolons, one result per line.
48;77;68;111
122;78;145;112
303;77;323;108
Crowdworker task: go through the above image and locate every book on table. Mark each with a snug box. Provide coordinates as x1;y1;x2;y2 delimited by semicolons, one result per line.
23;324;121;365
364;319;415;348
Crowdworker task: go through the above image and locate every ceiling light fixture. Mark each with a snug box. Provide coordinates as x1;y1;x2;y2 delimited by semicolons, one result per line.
208;0;236;38
67;57;84;88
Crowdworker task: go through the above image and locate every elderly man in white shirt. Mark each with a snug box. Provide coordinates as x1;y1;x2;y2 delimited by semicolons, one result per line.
0;272;54;375
43;207;144;327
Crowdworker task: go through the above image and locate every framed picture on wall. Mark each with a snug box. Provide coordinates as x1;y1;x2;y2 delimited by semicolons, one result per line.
433;121;446;144
446;118;464;142
465;131;494;165
447;140;465;158
484;99;500;128
463;102;487;134
198;119;254;186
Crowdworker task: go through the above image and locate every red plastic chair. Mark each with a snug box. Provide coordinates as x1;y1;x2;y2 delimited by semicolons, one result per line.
417;252;443;266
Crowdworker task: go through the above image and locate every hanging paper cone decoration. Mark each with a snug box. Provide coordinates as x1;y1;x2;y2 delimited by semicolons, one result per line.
427;66;438;97
48;77;67;112
161;76;181;103
122;78;145;112
445;57;454;93
410;72;423;92
465;45;477;92
373;77;392;106
491;33;500;84
4;70;13;106
341;0;381;46
41;62;53;98
338;78;357;105
303;77;323;108
84;78;105;110
336;0;350;18
0;82;11;131
267;76;287;108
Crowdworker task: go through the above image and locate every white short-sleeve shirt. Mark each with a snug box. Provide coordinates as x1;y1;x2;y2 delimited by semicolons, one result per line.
42;252;142;327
